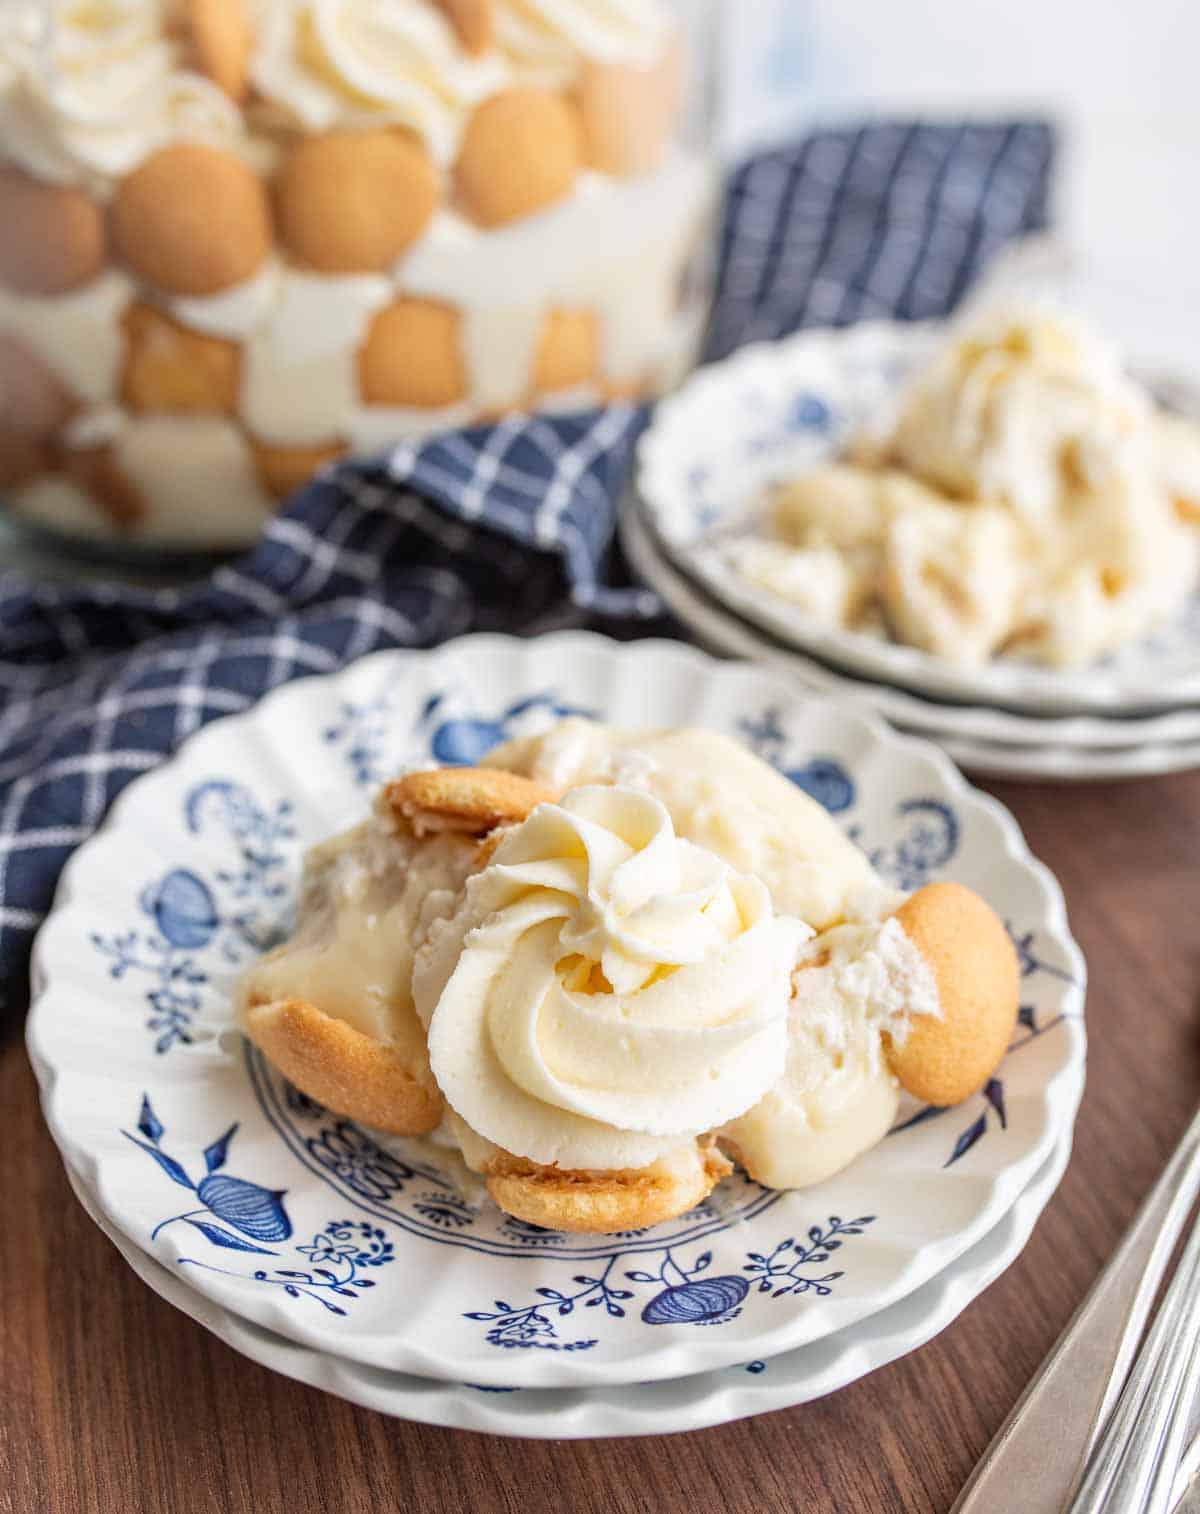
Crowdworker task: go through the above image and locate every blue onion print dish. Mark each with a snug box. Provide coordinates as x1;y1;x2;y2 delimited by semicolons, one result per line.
27;633;1086;1390
637;322;1200;716
59;1122;1078;1437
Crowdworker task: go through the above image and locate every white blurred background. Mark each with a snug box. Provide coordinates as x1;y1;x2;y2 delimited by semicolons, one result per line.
716;0;1200;379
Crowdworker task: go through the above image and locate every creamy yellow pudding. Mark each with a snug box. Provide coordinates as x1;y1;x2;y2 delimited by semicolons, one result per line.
235;720;1019;1232
725;307;1200;669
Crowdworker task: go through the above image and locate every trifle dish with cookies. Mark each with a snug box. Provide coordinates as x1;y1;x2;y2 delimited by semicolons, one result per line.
0;0;713;549
236;717;1020;1234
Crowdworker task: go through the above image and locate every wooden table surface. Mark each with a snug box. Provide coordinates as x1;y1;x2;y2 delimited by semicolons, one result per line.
3;768;1198;1514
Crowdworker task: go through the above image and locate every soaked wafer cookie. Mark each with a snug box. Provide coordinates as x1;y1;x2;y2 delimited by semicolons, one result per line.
121;303;240;414
385;767;559;836
249;438;346;499
484;1141;732;1234
241;995;444;1135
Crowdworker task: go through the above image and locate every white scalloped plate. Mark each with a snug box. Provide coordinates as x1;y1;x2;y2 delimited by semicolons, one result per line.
636;322;1200;716
620;507;1200;781
27;633;1085;1389
57;1100;1078;1438
919;732;1200;783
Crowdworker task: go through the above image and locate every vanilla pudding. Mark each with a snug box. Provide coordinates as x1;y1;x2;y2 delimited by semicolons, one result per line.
726;308;1200;669
234;719;1021;1232
0;0;714;548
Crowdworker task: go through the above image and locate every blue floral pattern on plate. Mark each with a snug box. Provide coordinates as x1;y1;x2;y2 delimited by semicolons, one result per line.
120;685;1078;1354
29;634;1084;1385
92;783;296;1052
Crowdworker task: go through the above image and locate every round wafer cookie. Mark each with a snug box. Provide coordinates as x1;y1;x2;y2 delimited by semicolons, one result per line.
241;996;444;1136
531;308;599;394
276;130;439;274
574;34;682;179
187;0;253;101
112;144;273;296
887;882;1021;1107
0;167;106;295
455;89;581;228
358;299;467;409
484;1141;732;1234
385;767;559;836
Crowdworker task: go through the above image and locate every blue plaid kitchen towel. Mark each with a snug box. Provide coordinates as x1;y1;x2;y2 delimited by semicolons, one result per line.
0;121;1054;1007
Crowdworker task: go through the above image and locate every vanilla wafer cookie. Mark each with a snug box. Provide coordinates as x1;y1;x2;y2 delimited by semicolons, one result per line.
112;144;272;296
886;882;1020;1106
187;0;253;101
385;767;559;837
484;1141;732;1234
241;994;444;1135
455;89;581;228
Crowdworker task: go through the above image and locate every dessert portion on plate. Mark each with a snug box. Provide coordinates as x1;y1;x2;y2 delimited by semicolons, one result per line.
236;718;1019;1234
723;307;1200;668
0;0;711;547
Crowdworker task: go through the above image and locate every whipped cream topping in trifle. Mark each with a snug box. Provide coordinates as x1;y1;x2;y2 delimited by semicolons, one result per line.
0;0;243;186
0;0;711;547
235;720;1024;1236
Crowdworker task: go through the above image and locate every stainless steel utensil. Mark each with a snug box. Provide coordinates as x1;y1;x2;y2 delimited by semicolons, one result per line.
1068;1180;1200;1513
952;1108;1200;1513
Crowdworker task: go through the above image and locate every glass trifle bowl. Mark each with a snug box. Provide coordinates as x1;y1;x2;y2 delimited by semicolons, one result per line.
0;0;718;552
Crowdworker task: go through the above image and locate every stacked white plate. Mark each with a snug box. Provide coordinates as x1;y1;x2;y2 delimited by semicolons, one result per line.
27;634;1086;1435
632;322;1200;781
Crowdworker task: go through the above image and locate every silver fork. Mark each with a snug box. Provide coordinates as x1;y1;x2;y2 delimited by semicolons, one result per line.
1069;1167;1200;1513
953;1108;1200;1513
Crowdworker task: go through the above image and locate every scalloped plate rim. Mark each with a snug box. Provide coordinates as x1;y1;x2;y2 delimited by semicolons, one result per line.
26;632;1087;1390
619;509;1200;780
57;1103;1079;1439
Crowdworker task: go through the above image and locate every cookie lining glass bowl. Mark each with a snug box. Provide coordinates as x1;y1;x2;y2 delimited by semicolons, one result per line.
0;0;719;558
27;632;1086;1390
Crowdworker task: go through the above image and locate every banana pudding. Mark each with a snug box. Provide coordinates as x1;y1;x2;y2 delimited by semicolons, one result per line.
725;307;1200;669
236;719;1020;1234
0;0;713;547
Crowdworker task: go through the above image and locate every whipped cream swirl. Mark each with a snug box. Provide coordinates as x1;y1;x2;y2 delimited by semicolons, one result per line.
497;0;672;77
251;0;506;163
0;0;241;186
414;784;808;1170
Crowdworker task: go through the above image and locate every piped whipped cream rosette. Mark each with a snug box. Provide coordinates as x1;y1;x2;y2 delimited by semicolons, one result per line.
0;0;243;187
234;721;1022;1236
250;0;509;159
412;785;808;1172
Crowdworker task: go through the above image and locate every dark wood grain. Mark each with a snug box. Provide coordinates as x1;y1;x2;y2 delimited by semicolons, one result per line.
3;769;1199;1514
